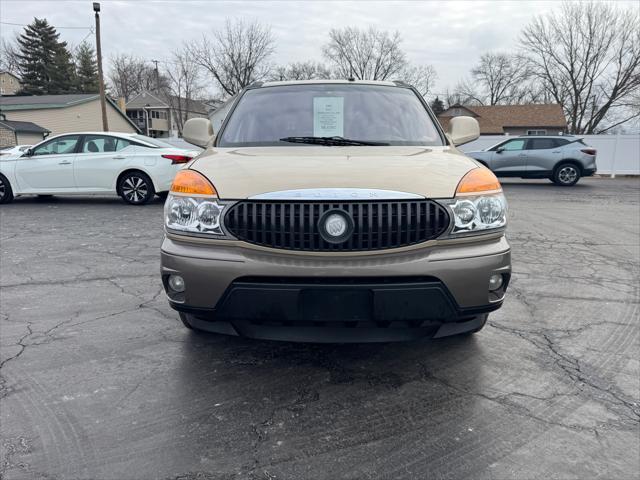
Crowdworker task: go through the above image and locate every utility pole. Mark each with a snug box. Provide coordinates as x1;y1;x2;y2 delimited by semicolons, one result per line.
93;2;109;131
152;60;160;93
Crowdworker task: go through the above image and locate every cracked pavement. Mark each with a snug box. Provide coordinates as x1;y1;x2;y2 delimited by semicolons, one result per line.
1;178;639;479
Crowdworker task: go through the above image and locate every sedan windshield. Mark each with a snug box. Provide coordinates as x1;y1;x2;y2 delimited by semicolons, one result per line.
217;84;444;147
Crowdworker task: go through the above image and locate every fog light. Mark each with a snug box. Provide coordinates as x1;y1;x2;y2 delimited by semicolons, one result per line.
489;274;503;291
168;275;185;293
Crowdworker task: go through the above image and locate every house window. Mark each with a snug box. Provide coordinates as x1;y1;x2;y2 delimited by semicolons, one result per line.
526;129;547;135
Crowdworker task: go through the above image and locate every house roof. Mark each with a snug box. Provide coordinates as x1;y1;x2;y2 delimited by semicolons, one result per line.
0;119;50;134
0;94;101;110
0;93;141;133
126;91;211;116
438;104;567;134
126;91;169;109
166;95;209;115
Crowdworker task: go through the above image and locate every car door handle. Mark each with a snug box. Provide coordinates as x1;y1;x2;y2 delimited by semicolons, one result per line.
518;153;527;157
59;160;72;165
112;155;126;160
552;151;560;153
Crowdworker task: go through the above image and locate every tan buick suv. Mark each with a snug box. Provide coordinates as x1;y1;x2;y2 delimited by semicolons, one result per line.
160;80;511;342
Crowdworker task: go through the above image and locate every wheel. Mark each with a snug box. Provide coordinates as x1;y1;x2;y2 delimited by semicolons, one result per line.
118;171;155;205
553;163;581;186
0;174;14;204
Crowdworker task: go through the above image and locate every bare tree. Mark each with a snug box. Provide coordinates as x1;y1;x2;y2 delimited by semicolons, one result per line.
107;54;169;101
399;64;437;97
520;1;640;133
269;61;331;81
0;37;20;74
189;19;275;96
323;26;406;80
458;53;532;105
163;47;204;136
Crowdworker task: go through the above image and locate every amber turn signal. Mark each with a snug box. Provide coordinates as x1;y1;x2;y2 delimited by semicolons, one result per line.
170;170;217;195
456;167;502;195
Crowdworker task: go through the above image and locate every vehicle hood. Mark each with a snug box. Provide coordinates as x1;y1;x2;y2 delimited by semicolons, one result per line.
465;150;489;157
190;146;478;199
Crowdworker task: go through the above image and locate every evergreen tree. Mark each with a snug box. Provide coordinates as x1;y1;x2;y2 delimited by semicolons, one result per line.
16;18;75;94
50;42;76;94
74;42;99;93
430;96;445;116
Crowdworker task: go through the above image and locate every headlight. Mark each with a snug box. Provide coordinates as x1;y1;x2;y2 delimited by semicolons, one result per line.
444;192;507;235
165;194;226;235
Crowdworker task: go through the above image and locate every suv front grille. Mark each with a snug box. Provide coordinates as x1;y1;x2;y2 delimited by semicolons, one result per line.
224;200;450;252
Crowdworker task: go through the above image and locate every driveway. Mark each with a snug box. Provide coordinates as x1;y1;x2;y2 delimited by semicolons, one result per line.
1;178;638;479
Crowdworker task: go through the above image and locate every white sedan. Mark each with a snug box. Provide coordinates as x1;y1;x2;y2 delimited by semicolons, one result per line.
0;132;198;205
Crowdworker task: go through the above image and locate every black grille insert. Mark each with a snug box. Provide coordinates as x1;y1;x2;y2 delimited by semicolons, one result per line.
224;200;450;251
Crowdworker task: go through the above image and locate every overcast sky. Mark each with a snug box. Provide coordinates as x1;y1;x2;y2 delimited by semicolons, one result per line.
1;0;637;98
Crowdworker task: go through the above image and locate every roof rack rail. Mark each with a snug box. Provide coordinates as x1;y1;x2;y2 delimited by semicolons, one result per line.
392;80;410;87
246;82;263;89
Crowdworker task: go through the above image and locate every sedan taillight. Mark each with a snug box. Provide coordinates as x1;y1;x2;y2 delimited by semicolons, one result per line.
162;154;193;164
581;148;596;156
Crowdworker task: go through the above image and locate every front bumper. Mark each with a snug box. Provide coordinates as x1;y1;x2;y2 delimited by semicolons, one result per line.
161;235;511;342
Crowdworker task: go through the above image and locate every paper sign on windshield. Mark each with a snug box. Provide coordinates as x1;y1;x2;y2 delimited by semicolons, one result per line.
313;97;344;137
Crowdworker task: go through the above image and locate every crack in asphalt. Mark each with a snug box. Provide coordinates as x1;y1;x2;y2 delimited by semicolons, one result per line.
488;321;640;423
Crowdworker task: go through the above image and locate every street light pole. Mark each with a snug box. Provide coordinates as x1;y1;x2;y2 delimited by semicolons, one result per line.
94;2;109;131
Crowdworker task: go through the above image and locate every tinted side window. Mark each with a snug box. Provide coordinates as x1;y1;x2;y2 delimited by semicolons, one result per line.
554;138;570;147
502;139;526;151
82;135;132;153
115;138;132;151
529;138;556;150
32;135;80;156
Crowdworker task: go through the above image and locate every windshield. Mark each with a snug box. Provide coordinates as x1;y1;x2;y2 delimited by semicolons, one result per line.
130;134;175;148
217;84;444;147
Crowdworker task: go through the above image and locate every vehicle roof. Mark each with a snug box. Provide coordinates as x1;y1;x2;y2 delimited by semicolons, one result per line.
516;134;577;138
258;79;400;88
46;131;141;139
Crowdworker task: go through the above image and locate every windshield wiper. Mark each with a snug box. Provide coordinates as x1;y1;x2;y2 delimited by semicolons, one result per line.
279;136;389;146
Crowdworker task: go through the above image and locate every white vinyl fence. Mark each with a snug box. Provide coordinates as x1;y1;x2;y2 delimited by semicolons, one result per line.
459;134;640;176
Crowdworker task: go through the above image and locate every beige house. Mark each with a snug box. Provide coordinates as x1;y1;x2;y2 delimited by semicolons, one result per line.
0;117;50;148
0;72;21;96
0;94;140;136
125;92;171;138
125;91;212;138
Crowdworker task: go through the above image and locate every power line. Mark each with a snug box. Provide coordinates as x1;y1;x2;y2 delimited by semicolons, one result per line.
0;21;92;30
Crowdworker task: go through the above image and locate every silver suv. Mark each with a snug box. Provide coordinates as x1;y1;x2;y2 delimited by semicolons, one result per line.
466;135;597;186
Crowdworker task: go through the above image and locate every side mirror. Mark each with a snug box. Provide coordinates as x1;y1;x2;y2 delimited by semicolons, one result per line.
447;116;480;146
183;118;214;148
496;147;504;154
24;148;33;157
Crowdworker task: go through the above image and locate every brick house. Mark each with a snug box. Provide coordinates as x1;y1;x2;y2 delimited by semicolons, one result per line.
438;104;568;136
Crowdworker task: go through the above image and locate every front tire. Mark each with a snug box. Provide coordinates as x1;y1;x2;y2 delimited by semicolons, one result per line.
553;163;581;186
0;174;14;204
118;171;155;205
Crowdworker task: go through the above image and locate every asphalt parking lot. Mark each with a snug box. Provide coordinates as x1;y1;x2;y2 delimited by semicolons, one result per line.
1;177;639;480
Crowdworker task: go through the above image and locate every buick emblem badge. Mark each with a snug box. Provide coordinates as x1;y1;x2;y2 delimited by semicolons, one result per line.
325;213;347;237
318;210;354;244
